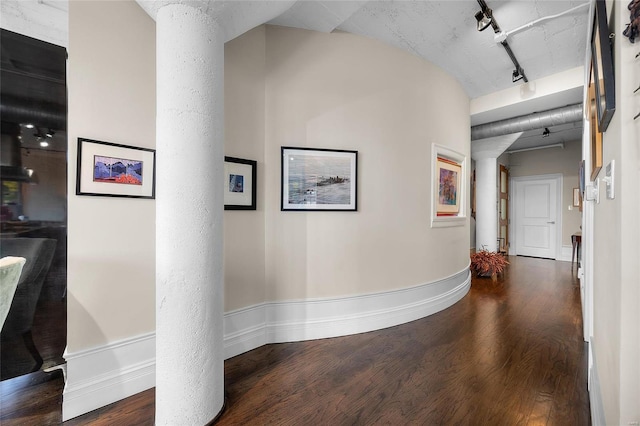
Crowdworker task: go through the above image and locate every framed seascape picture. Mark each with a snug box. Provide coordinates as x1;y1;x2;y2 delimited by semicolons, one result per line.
431;144;466;228
76;138;155;199
224;156;257;210
281;147;357;211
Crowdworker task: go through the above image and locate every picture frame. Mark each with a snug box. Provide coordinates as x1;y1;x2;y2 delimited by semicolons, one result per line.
281;146;357;211
76;138;155;199
431;144;466;228
591;0;615;132
224;156;257;210
573;188;581;207
588;64;603;181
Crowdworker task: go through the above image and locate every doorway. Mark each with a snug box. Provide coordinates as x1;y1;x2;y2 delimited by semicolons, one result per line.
511;175;562;259
0;29;67;381
498;164;509;253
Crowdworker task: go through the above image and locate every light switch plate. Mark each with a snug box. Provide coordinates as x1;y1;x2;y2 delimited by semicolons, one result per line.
605;160;615;199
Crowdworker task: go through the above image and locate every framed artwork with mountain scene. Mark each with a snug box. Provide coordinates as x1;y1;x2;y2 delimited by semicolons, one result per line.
76;138;155;199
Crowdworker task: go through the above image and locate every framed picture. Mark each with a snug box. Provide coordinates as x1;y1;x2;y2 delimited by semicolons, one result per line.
224;156;257;210
591;0;615;132
431;144;466;228
573;188;581;207
281;147;357;211
76;138;155;199
588;64;603;181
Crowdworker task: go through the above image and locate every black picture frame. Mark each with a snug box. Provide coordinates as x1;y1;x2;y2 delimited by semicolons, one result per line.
224;156;257;210
76;138;156;199
281;146;358;212
591;0;616;132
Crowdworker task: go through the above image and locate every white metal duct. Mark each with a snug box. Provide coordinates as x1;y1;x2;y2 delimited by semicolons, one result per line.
471;103;583;140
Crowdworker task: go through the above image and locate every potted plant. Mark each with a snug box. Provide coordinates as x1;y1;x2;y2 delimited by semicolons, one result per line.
470;249;509;281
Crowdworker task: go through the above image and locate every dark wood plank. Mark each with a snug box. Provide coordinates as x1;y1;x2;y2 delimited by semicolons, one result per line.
0;256;590;425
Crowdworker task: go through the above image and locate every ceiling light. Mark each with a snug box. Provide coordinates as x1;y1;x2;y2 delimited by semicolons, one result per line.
475;10;493;32
46;128;55;138
512;68;524;83
542;128;550;138
40;141;49;147
24;123;35;129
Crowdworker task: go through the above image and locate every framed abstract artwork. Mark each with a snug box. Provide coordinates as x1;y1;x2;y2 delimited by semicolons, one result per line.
224;156;257;210
281;147;357;211
76;138;156;199
431;144;466;228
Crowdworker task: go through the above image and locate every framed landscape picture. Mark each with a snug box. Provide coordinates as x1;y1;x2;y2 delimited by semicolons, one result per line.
76;138;155;199
224;156;257;210
281;147;357;211
431;144;466;228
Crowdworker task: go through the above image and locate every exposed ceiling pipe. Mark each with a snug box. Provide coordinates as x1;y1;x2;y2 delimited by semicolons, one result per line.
501;3;590;40
471;103;583;140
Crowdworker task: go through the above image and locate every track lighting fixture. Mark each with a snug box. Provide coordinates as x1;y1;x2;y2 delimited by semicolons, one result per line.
475;9;493;31
542;128;550;138
45;128;55;138
512;68;525;83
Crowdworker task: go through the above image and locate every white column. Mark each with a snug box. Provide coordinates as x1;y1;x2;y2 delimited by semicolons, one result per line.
476;157;498;252
155;4;224;424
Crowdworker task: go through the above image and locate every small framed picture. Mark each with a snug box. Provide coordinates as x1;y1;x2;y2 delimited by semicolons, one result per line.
224;156;257;210
281;147;357;211
76;138;155;199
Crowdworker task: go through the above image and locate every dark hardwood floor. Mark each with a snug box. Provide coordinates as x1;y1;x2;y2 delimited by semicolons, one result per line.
0;256;590;425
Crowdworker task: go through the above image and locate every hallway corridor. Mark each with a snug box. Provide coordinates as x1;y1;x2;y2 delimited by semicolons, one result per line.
1;256;590;425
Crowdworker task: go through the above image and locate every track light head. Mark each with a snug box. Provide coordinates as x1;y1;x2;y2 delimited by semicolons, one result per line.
512;68;525;83
475;9;493;31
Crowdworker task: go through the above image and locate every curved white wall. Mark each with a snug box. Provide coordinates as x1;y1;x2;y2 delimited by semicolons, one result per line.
263;26;470;300
224;25;471;349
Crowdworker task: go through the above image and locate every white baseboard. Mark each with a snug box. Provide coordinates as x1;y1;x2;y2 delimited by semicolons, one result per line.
589;338;606;425
63;267;471;419
62;332;155;422
557;244;574;262
224;267;471;359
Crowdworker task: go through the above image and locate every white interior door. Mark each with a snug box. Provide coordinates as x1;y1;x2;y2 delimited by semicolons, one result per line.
514;177;559;259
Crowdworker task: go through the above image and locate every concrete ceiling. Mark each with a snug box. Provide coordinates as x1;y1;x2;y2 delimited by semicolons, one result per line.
266;0;590;150
268;0;590;99
1;0;590;152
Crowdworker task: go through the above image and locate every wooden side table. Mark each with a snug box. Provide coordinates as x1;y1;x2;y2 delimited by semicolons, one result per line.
571;232;582;268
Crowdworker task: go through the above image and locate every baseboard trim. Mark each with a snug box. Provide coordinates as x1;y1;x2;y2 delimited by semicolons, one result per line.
62;332;155;421
589;338;606;425
63;267;471;419
224;266;471;359
557;245;573;262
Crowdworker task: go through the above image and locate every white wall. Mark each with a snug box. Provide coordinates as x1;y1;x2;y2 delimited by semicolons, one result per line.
508;140;582;246
224;26;267;311
590;0;640;423
67;0;155;353
262;26;470;302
